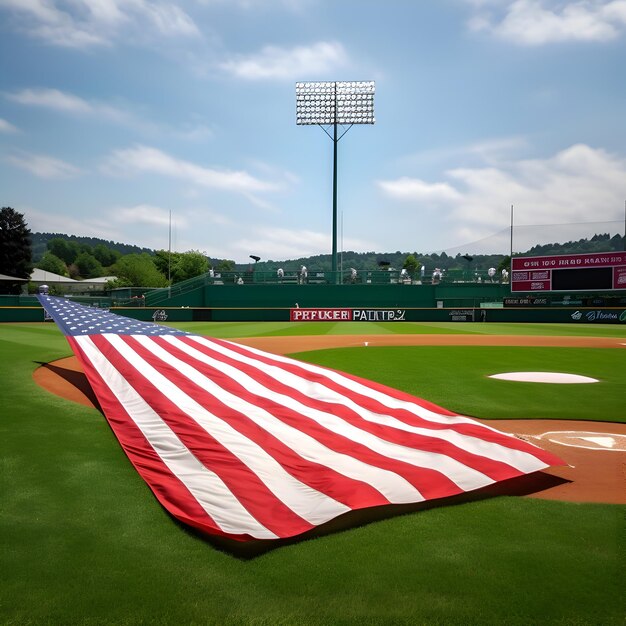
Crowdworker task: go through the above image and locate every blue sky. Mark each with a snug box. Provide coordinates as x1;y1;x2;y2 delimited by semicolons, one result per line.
1;0;625;263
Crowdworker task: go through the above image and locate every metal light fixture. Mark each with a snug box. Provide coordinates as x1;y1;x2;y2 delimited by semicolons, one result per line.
295;81;375;125
296;81;375;280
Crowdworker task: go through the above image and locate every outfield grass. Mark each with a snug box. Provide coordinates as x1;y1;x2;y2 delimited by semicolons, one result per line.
296;346;626;422
168;320;626;338
1;322;624;625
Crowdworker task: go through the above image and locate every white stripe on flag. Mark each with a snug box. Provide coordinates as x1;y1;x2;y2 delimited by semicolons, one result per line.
136;334;425;504
163;336;496;492
76;335;279;539
206;339;474;423
192;337;547;475
101;333;352;526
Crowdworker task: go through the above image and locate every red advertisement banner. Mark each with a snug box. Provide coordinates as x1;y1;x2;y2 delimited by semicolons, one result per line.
512;252;626;292
614;266;626;289
512;280;551;291
290;308;353;321
512;251;626;270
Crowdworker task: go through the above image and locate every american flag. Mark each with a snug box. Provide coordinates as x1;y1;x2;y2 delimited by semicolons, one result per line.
39;295;562;542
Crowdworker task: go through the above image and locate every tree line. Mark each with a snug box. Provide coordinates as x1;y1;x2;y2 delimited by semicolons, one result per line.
1;206;624;295
35;238;236;291
0;207;239;294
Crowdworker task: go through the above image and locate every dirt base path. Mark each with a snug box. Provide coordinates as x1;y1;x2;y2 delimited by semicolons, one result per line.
34;334;626;505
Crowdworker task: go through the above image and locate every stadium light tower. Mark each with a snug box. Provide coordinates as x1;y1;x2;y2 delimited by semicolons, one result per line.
296;81;375;279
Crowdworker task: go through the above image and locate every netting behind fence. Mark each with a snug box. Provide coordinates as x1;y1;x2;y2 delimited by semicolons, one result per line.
435;220;624;257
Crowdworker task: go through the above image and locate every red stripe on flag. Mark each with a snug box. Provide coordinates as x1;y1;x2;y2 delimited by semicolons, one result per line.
90;335;324;538
145;336;397;510
174;336;533;486
66;336;240;540
164;336;486;499
207;337;562;467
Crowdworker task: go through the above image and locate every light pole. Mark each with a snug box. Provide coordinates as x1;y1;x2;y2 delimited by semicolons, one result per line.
296;81;375;281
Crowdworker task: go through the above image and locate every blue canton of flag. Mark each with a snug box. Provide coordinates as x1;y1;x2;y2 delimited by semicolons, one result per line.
39;294;190;337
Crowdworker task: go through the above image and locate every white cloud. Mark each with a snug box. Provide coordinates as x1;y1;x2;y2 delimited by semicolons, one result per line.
0;0;200;49
219;41;349;80
197;0;310;9
0;118;18;133
6;151;81;179
395;136;530;174
378;144;626;250
229;226;375;260
114;204;188;228
23;207;119;240
468;0;626;45
6;88;213;140
6;87;138;125
172;124;214;142
104;144;280;193
377;178;462;203
8;87;90;113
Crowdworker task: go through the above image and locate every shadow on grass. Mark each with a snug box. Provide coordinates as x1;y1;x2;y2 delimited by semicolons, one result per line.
35;358;570;560
34;360;102;411
191;471;569;560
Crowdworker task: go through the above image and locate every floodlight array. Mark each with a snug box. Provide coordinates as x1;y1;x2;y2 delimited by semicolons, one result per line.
296;81;375;125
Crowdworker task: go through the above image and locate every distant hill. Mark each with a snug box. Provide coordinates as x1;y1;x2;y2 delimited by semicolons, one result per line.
523;233;624;257
31;232;154;262
251;232;624;273
31;231;624;271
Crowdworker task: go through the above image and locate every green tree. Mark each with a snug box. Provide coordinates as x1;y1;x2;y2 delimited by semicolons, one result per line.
609;234;624;251
105;277;133;290
171;250;209;283
402;254;419;274
153;249;180;281
36;252;67;276
0;207;32;294
93;244;120;268
216;259;235;272
48;238;80;265
112;253;168;287
67;263;81;280
497;255;511;275
75;252;104;279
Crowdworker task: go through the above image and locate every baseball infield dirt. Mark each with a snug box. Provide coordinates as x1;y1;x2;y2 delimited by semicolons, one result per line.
33;334;626;505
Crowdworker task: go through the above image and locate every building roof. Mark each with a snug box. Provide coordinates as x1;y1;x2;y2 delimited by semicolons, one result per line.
30;269;78;283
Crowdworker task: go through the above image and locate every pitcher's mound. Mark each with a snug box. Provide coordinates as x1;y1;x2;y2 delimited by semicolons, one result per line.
489;372;599;383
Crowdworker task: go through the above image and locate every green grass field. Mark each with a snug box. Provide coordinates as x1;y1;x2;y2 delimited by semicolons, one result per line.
1;321;625;625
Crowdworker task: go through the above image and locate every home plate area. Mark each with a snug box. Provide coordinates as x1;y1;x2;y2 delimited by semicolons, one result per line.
533;431;626;451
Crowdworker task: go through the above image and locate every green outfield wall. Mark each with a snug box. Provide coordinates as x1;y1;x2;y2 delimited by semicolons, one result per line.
187;282;510;309
3;304;625;324
2;282;625;323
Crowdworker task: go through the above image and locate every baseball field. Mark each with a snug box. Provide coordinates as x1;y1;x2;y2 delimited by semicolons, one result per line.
1;320;625;624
